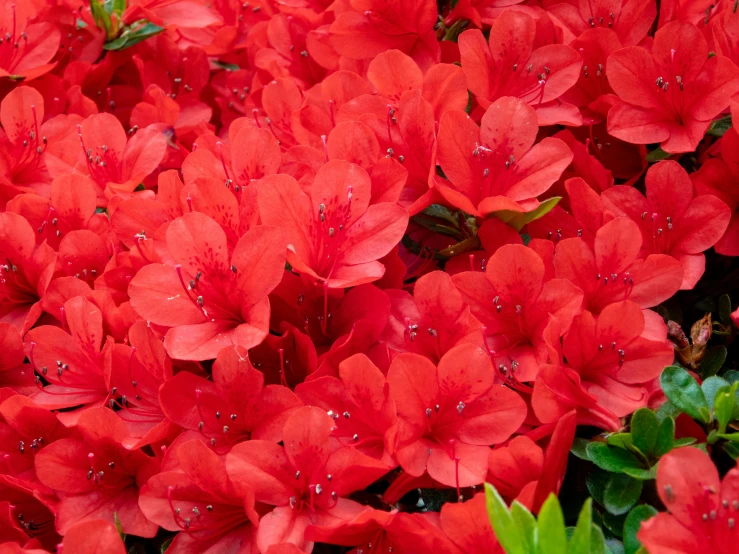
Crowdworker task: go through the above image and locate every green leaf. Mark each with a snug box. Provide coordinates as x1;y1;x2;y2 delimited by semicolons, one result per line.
655;400;682;421
113;511;125;541
701;345;728;379
607;433;635;450
591;523;611;554
586;469;610;506
602;512;627;538
567;499;593;554
719;294;733;325
604;474;643;516
496;197;562;231
511;501;536;553
646;147;670;162
606;539;626;554
160;538;173;553
631;408;659;456
571;438;590;460
623;505;658;554
438;236;482;258
724;441;739;460
90;0;113;33
653;416;675;458
660;366;710;423
586;443;646;475
622;465;658;480
674;437;697;447
485;483;526;554
707;115;733;137
715;382;738;434
702;376;730;409
537;494;567;554
104;21;165;50
213;60;241;71
112;0;126;16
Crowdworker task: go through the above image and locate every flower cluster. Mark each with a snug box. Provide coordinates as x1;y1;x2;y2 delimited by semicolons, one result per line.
1;0;739;553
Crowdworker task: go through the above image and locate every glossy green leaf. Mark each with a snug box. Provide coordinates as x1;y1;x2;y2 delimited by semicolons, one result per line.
571;438;590;460
715;382;738;433
104;21;165;50
537;494;567;554
604;474;643;515
623;505;658;554
631;409;659;456
511;501;536;553
607;433;635;450
703;376;730;409
707;115;733;137
485;483;526;554
567;499;593;554
586;443;645;475
586;469;609;506
646;147;670;162
701;345;728;379
653;416;675;458
602;512;627;538
660;366;710;423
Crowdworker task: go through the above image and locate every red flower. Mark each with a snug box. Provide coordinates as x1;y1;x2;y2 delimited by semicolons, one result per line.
0;212;56;334
46;113;167;202
453;244;584;381
226;406;390;552
436;96;573;217
159;345;301;451
458;10;583;125
58;519;126;554
0;474;60;551
547;0;656;46
128;212;286;360
606;20;739;153
123;0;222;29
440;492;501;553
307;509;463;554
0;324;34;394
693;126;739;255
553;216;684;313
638;447;739;554
329;0;441;71
25;296;112;420
0;3;60;80
0;393;66;484
247;323;319;389
561;301;674;416
139;439;259;553
296;353;397;465
382;270;481;362
105;321;173;449
258;161;408;289
602;160;731;288
387;343;526;488
34;407;158;537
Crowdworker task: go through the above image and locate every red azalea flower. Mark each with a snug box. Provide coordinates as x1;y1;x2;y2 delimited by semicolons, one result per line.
0;86;72;193
258;160;408;288
306;509;463;554
388;343;526;489
0;393;66;484
547;0;656;46
296;353;397;465
34;407;159;537
606;20;739;153
0;324;33;394
128;212;286;360
382;270;481;363
226;406;390;553
561;300;674;416
532;363;622;430
139;439;259;554
57;519;126;554
440;492;501;553
105;321;174;449
46;113;167;202
0;474;59;551
601;160;731;289
458;10;583;125
693;126;739;255
0;212;56;334
553;216;684;313
159;345;301;451
0;2;60;80
453;244;584;381
123;0;223;29
435;96;573;217
329;0;441;71
638;447;739;554
248;323;319;388
25;296;112;419
488;411;576;512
